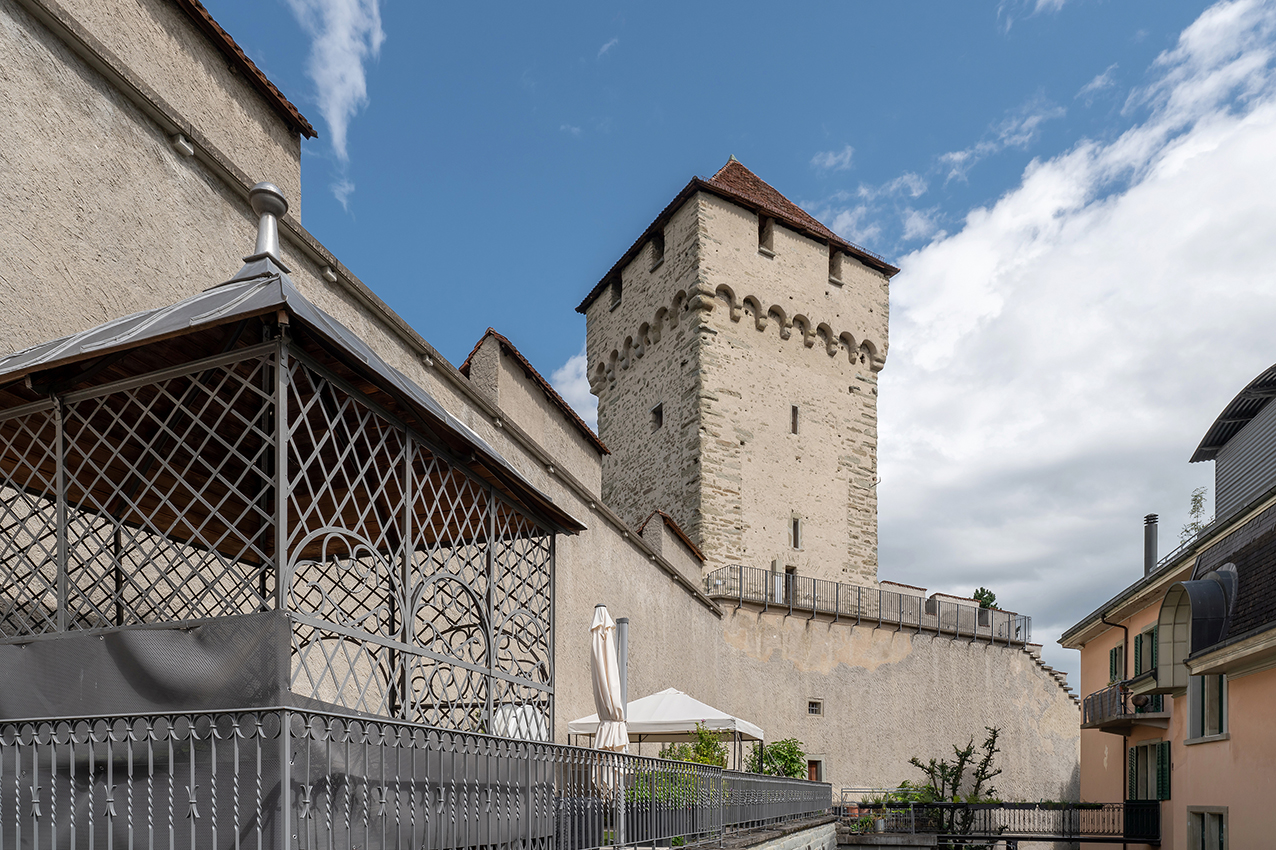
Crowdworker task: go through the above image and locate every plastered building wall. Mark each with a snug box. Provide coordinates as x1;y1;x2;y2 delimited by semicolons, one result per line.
1;0;1080;802
584;192;888;583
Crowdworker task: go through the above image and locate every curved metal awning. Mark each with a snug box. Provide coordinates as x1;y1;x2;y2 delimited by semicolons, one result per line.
1191;361;1276;462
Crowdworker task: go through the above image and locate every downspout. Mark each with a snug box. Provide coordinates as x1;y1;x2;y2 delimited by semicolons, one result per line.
1101;611;1131;850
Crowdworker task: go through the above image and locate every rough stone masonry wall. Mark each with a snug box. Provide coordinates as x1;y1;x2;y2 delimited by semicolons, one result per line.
696;195;888;583
588;198;707;536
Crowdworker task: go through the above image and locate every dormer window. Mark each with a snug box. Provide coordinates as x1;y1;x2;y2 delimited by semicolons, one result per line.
758;215;775;257
829;248;844;285
650;231;665;271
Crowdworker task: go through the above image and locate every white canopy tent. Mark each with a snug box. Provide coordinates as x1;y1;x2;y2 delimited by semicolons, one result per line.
568;688;764;766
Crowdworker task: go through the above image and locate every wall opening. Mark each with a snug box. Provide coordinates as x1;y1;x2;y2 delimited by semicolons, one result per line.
791;518;802;550
758;215;775;256
828;248;843;284
791;404;799;434
650;402;664;431
807;699;823;716
650;231;666;271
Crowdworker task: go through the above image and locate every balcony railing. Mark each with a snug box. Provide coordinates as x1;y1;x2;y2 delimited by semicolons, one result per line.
1082;682;1168;731
706;565;1031;645
845;801;1161;843
0;707;831;850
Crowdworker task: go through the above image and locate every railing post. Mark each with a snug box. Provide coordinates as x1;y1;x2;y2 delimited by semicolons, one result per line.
834;584;840;624
737;565;743;610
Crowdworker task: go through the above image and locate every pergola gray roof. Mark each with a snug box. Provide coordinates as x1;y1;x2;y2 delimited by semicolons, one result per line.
0;256;584;533
1192;361;1276;462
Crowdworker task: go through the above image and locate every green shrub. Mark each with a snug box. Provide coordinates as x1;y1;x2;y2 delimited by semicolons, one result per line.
746;738;807;778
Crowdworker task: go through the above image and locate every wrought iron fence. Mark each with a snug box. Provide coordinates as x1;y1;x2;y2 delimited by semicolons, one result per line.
0;707;830;850
848;801;1160;842
1082;683;1164;726
706;566;1031;644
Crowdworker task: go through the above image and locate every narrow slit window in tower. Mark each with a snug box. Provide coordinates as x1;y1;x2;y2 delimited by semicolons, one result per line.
651;402;664;431
758;215;775;256
791;405;799;434
792;517;801;549
829;248;844;284
650;230;665;271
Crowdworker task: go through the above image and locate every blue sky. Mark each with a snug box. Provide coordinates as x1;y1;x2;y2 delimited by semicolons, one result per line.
207;0;1276;687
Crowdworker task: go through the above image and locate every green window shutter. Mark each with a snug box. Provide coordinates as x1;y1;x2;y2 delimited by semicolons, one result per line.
1134;635;1143;675
1110;647;1117;681
1128;747;1138;800
1156;742;1171;800
1152;625;1159;669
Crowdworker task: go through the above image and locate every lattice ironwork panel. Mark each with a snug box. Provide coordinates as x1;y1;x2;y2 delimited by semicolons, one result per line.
0;406;59;637
56;354;277;630
493;502;553;688
291;619;404;718
407;441;493;731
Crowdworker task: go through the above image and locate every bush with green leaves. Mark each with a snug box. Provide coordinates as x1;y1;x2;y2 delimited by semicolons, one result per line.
657;723;727;768
746;738;807;778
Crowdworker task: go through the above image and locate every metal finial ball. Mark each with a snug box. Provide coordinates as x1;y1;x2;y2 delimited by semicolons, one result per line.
249;182;288;219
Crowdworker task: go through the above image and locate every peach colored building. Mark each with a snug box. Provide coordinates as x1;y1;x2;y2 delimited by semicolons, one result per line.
1061;362;1276;850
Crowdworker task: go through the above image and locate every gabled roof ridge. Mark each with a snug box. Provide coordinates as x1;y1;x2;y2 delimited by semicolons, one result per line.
459;328;609;455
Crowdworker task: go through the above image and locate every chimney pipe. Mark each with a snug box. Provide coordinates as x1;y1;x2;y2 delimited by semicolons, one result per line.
1144;514;1158;576
247;182;288;262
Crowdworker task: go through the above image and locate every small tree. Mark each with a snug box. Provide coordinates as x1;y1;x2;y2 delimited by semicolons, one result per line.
658;723;727;767
972;588;997;609
747;738;807;778
908;727;1002;836
1181;486;1210;543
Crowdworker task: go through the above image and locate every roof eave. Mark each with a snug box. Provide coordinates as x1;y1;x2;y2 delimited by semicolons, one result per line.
575;177;901;315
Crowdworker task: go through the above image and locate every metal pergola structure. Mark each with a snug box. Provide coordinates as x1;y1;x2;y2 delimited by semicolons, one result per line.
0;253;579;738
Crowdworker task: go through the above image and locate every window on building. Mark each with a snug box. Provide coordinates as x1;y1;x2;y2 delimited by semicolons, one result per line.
1188;808;1227;850
650;403;663;431
791;518;801;550
828;248;844;284
1109;642;1126;683
758;215;775;256
807;699;823;716
610;278;623;310
1133;625;1164;712
1188;674;1227;739
1128;741;1170;801
650;231;665;271
791;405;799;434
806;760;823;782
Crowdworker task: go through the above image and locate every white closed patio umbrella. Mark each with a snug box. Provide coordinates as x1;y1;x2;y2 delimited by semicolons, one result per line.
590;605;629;754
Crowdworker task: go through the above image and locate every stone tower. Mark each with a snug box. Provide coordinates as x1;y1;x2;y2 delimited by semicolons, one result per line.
578;160;898;584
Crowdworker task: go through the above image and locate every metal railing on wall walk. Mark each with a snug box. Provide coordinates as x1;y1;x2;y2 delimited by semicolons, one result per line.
706;565;1031;645
0;708;831;850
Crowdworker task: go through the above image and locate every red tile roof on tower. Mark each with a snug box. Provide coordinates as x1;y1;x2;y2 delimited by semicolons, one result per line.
577;157;899;313
459;328;609;455
171;0;317;138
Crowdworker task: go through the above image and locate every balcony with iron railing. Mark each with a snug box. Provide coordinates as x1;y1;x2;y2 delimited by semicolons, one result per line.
1081;681;1168;734
705;565;1031;645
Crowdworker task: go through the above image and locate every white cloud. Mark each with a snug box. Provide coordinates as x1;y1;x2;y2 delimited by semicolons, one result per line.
1077;63;1119;104
879;0;1276;687
997;0;1068;31
286;0;384;203
598;37;619;58
811;144;855;172
940;95;1067;181
551;346;598;431
331;178;355;211
900;207;942;242
830;205;882;247
560;124;582;137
